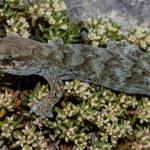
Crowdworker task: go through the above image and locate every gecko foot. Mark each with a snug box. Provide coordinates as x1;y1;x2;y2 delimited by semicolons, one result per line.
30;99;54;118
30;79;65;118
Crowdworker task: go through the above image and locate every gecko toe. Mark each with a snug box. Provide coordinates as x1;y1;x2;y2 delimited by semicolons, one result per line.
46;111;54;118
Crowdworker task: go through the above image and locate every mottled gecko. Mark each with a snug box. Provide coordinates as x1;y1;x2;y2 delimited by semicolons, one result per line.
0;35;149;118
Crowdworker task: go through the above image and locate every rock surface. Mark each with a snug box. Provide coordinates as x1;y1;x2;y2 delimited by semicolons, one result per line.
1;0;149;31
64;0;150;31
0;140;8;150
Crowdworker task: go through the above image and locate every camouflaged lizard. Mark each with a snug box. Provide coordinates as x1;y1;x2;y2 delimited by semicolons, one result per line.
0;35;149;118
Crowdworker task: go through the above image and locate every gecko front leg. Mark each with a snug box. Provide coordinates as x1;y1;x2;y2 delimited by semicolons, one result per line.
30;74;65;118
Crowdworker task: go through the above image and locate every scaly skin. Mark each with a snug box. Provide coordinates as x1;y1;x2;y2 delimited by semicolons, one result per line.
0;35;149;118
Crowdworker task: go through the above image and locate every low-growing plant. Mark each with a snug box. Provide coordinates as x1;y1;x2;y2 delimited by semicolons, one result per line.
0;0;81;43
81;17;121;47
0;81;150;149
125;27;150;53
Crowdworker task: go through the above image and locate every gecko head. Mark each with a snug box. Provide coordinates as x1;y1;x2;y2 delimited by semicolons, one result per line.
0;51;31;72
0;51;15;72
0;36;33;71
0;41;12;70
0;40;14;71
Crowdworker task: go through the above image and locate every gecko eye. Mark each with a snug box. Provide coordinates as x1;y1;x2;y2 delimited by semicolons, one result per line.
2;56;12;65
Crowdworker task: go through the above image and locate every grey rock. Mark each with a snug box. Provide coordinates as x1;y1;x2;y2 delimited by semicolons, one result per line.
1;145;9;150
0;139;9;150
64;0;150;31
0;139;5;147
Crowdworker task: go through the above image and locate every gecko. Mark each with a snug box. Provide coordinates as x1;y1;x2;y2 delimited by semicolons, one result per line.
0;35;149;118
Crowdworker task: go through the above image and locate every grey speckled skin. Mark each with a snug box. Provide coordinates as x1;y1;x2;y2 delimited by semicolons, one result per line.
0;36;149;118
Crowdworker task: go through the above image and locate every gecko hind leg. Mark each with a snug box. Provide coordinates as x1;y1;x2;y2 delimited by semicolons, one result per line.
30;76;65;118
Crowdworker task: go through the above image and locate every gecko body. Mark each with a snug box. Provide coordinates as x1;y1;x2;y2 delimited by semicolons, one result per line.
0;35;149;118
